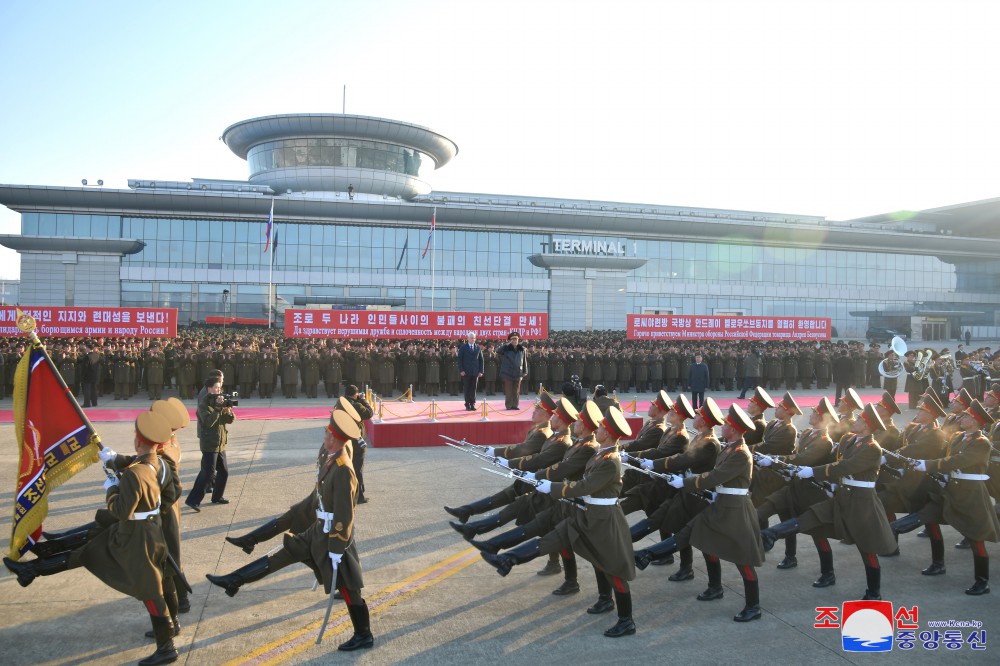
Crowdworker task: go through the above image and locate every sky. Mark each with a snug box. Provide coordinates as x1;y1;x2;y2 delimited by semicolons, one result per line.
1;0;999;280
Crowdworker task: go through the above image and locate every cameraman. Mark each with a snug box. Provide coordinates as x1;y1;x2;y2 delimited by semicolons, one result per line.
185;376;235;511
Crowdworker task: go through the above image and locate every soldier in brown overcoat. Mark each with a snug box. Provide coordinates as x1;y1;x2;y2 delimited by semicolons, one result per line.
634;401;766;623
888;399;1000;595
5;413;179;665
749;391;800;566
760;402;897;601
207;411;374;653
756;397;838;587
482;406;638;638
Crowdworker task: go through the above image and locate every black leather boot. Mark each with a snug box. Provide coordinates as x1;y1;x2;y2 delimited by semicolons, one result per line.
481;539;541;577
863;558;881;600
176;589;191;614
966;555;989;595
205;557;270;597
471;527;527;555
139;616;178;665
669;547;695;581
552;553;578;595
225;518;282;555
634;537;677;571
604;589;635;637
338;602;374;651
697;556;723;601
536;553;561;576
760;518;799;552
3;552;71;587
889;513;923;536
922;561;946;576
452;514;504;541
444;497;494;524
41;522;96;540
588;570;614;613
29;530;90;558
629;518;656;542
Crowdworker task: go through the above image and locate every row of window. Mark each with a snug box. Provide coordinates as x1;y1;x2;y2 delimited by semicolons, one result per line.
247;139;430;177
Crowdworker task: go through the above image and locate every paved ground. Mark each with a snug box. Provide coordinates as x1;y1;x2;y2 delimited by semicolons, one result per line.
1;389;998;664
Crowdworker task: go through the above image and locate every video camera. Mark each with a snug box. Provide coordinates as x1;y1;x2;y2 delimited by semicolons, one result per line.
219;391;239;408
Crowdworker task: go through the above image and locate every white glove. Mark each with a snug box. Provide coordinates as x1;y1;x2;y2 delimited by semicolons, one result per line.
667;475;684;489
757;456;773;468
536;480;553;494
496;457;510;469
98;448;117;463
880;456;887;465
103;476;120;490
329;552;343;569
522;471;537;482
829;483;837;493
485;447;496;457
913;460;927;472
796;466;815;479
640;458;654;470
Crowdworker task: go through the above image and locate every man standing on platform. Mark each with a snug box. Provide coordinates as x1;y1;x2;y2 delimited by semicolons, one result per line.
458;332;484;411
687;353;710;410
499;332;528;410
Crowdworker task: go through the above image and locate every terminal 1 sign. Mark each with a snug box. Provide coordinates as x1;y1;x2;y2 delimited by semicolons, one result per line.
285;309;548;340
628;315;831;341
0;307;178;338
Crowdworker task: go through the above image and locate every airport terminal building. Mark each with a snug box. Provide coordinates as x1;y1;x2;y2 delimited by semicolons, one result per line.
2;113;1000;340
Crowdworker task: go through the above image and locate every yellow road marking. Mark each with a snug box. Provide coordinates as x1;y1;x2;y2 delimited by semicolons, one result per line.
225;547;480;666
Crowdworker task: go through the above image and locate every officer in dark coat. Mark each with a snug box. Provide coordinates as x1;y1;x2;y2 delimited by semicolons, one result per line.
686;353;710;410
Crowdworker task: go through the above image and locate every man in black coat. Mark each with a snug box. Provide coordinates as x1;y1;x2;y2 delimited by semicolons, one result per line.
687;353;710;409
457;332;484;411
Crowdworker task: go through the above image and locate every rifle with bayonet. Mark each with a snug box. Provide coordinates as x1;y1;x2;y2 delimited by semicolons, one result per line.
751;452;835;497
441;435;585;510
882;449;949;487
619;451;716;503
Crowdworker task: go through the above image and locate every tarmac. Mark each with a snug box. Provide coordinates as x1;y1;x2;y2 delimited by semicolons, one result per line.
1;381;998;665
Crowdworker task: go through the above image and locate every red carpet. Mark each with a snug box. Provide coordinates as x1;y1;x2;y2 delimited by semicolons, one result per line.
0;393;900;448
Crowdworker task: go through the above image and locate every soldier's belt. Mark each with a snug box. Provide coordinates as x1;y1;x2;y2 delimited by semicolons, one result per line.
949;472;990;481
316;509;335;533
580;496;618;506
131;505;161;520
713;486;750;495
841;479;876;489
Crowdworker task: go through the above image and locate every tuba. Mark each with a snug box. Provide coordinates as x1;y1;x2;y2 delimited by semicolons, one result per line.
878;336;908;379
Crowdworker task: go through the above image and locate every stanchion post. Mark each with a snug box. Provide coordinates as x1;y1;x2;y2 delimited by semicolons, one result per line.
480;400;489;422
632;396;638;415
429;398;437;423
374;399;383;424
408;384;414;403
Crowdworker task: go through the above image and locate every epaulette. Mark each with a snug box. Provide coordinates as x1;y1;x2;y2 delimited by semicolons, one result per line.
336;455;347;467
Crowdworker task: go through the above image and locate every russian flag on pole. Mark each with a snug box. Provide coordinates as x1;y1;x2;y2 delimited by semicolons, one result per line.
8;341;100;560
263;199;274;252
421;208;436;259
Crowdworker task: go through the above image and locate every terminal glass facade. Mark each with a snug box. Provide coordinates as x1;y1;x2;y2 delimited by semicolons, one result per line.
247;139;432;178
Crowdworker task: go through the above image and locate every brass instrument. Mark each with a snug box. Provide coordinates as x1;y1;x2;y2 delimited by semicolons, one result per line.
911;348;937;381
877;336;908;379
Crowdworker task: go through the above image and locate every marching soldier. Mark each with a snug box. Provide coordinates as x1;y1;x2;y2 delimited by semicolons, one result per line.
634;402;765;622
829;388;862;446
760;403;897;601
207;411;374;652
742;387;773;448
888;399;1000;595
749;391;801;567
755;398;838;586
481;407;638;638
5;413;180;665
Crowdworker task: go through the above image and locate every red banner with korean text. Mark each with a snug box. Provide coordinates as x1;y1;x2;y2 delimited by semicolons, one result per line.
284;310;548;340
0;307;178;338
627;315;831;341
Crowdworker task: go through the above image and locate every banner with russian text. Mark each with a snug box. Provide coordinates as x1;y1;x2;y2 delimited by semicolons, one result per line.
627;315;831;341
284;310;548;340
0;307;178;338
8;344;101;560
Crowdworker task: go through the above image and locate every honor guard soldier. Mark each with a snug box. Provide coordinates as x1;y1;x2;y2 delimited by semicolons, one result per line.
755;398;839;586
224;398;362;554
742;387;774;448
6;412;179;665
465;400;604;598
444;396;574;525
760;403;897;601
634;402;766;622
874;391;903;453
482;407;638;638
888;400;1000;595
207;411;374;652
750;391;801;567
828;387;862;446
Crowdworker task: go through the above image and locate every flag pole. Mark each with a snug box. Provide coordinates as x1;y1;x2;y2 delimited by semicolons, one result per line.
431;206;436;312
268;198;274;329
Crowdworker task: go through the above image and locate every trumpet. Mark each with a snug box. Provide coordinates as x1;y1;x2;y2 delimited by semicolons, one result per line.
878;336;908;379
